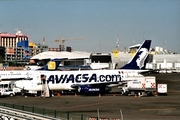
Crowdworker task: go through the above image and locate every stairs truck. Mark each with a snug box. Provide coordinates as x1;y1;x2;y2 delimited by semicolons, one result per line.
119;76;156;96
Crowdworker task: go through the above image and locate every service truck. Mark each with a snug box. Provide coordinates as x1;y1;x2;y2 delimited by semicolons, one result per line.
119;76;156;96
0;81;21;97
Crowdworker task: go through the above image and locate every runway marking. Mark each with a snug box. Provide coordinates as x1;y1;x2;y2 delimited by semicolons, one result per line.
169;80;179;82
140;108;177;111
66;102;108;109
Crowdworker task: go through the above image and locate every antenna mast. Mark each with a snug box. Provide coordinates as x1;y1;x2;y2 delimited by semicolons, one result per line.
133;37;135;44
116;33;119;50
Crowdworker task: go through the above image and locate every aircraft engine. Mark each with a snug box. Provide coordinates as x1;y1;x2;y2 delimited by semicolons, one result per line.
78;85;111;94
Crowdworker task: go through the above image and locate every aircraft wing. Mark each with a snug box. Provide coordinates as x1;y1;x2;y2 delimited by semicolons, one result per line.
138;69;157;76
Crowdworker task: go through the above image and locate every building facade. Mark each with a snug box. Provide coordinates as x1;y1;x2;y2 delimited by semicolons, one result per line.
30;43;48;56
0;31;28;48
0;31;29;63
0;31;48;64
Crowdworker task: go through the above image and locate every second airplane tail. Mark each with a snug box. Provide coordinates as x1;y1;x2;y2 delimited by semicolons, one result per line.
37;58;67;71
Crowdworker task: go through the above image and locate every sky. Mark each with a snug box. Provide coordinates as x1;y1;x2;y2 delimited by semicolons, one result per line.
0;0;180;53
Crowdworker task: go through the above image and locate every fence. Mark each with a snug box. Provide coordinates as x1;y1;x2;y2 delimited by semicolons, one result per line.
0;103;91;120
0;103;122;120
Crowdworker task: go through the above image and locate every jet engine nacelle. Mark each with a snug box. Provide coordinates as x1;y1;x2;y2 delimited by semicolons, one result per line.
78;85;111;94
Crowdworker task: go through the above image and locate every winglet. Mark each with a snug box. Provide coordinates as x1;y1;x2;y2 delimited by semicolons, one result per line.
121;40;151;69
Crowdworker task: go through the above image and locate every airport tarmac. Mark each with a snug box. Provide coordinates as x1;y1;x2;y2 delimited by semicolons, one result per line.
0;73;180;120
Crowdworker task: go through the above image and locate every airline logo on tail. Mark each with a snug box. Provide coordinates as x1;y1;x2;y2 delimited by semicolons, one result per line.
136;48;149;69
48;61;56;70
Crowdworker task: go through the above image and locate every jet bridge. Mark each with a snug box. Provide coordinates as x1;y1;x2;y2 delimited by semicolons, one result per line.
90;53;116;69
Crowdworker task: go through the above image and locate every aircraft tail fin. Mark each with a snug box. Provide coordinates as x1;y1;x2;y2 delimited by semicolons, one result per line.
120;40;151;70
37;58;67;71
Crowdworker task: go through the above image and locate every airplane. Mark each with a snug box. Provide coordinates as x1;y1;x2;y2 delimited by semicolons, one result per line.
14;40;152;95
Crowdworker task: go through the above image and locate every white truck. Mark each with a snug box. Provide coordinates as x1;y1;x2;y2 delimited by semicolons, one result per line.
0;81;21;97
119;76;156;96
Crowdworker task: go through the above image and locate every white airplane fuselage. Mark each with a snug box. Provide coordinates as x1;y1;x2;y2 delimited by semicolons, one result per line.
14;69;147;91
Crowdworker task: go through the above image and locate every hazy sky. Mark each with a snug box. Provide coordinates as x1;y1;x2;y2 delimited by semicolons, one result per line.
0;0;180;53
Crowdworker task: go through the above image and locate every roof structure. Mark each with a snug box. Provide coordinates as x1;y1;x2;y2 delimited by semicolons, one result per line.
153;54;180;63
31;51;91;60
